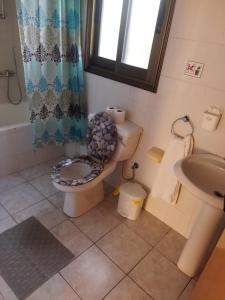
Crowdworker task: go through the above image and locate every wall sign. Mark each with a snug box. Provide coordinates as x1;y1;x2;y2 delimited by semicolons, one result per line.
185;61;204;78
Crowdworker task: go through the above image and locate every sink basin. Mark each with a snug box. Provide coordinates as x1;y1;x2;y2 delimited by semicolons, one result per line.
174;153;225;277
174;154;225;210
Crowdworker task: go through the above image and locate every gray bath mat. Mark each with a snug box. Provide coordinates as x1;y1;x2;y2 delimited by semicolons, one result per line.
0;217;74;300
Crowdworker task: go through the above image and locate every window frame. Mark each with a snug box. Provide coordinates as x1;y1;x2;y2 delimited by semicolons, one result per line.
84;0;176;92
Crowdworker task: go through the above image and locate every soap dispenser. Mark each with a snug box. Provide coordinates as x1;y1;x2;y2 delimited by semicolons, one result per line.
201;106;222;132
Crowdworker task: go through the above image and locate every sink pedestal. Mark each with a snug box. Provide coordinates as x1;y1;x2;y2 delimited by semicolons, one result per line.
177;202;224;277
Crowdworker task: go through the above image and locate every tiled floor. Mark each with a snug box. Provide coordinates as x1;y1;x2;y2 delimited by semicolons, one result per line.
0;159;196;300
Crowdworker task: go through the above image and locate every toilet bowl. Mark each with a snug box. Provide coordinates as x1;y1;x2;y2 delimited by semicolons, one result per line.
52;112;142;217
52;156;117;217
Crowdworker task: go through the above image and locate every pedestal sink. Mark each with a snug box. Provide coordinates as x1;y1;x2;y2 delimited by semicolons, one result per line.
174;154;225;277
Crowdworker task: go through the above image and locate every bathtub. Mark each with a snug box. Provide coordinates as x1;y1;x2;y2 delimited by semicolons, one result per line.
0;101;30;129
0;101;64;177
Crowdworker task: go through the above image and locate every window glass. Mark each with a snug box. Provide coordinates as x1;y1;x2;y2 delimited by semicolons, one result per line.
122;0;161;69
98;0;123;60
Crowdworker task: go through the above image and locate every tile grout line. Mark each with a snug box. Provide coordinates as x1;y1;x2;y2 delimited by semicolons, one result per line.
127;275;155;300
19;161;52;180
63;203;183;299
170;35;225;47
0;163;191;299
47;191;64;210
29;177;57;199
176;278;193;299
51;220;94;264
94;223;154;270
80;211;155;298
161;73;225;94
57;210;128;299
70;205;125;244
10;199;45;222
95;242;155;299
0;177;28;195
0;203;13;222
0;170;53;220
100;276;127;300
95;220;190;299
123;218;171;248
58;272;82;300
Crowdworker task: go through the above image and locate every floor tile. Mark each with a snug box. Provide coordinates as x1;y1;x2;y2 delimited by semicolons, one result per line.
25;274;80;300
0;276;18;300
104;277;152;300
126;210;170;246
156;230;186;264
130;249;189;300
103;181;114;195
0;205;10;221
61;245;124;300
14;200;66;230
0;217;16;234
72;206;121;242
30;174;57;197
0;183;44;215
100;194;118;212
0;174;26;193
20;163;51;181
51;220;92;256
99;194;125;222
97;223;151;273
48;192;64;210
178;280;196;300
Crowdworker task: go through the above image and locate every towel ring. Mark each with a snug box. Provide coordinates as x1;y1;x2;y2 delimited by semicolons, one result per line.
171;115;194;139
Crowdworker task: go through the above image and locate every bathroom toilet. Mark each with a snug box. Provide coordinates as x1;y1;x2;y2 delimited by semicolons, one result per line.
52;112;142;217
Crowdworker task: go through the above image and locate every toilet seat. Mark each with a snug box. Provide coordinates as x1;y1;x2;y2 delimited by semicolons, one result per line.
51;155;104;186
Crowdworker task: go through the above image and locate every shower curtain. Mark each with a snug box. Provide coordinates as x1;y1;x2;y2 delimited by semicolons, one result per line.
16;0;87;147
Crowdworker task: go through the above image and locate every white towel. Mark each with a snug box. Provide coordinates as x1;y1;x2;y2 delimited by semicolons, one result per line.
151;134;194;204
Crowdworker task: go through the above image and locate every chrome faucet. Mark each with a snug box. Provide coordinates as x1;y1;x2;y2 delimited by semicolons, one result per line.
0;70;15;77
0;0;5;19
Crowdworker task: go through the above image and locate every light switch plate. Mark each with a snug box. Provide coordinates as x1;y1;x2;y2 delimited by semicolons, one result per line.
184;61;204;78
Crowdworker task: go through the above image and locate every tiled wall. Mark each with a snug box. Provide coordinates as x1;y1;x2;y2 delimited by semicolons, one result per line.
0;0;25;103
86;0;225;237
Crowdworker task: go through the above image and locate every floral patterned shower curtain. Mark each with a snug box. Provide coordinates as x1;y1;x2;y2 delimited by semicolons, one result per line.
16;0;87;147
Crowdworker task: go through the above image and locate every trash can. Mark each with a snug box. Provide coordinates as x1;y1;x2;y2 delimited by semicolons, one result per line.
117;182;147;220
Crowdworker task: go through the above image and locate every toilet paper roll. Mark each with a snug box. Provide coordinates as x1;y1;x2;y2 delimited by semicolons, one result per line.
106;106;117;118
114;108;126;124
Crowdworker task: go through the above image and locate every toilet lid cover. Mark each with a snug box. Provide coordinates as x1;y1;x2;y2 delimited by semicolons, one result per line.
87;112;117;163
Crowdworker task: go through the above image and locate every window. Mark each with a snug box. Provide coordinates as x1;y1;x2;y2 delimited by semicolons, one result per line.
85;0;175;92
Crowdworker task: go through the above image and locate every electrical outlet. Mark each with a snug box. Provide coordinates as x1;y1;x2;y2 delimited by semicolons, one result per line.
184;61;204;78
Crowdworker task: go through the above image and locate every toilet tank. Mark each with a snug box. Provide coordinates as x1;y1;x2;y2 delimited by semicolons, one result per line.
112;121;142;162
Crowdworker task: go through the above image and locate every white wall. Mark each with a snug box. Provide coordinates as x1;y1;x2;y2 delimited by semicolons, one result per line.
0;0;25;103
86;0;225;237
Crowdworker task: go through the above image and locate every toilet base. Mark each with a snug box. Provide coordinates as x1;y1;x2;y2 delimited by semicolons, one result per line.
63;181;104;217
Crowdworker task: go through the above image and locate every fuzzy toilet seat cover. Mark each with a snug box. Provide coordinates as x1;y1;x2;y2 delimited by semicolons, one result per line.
87;112;117;163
